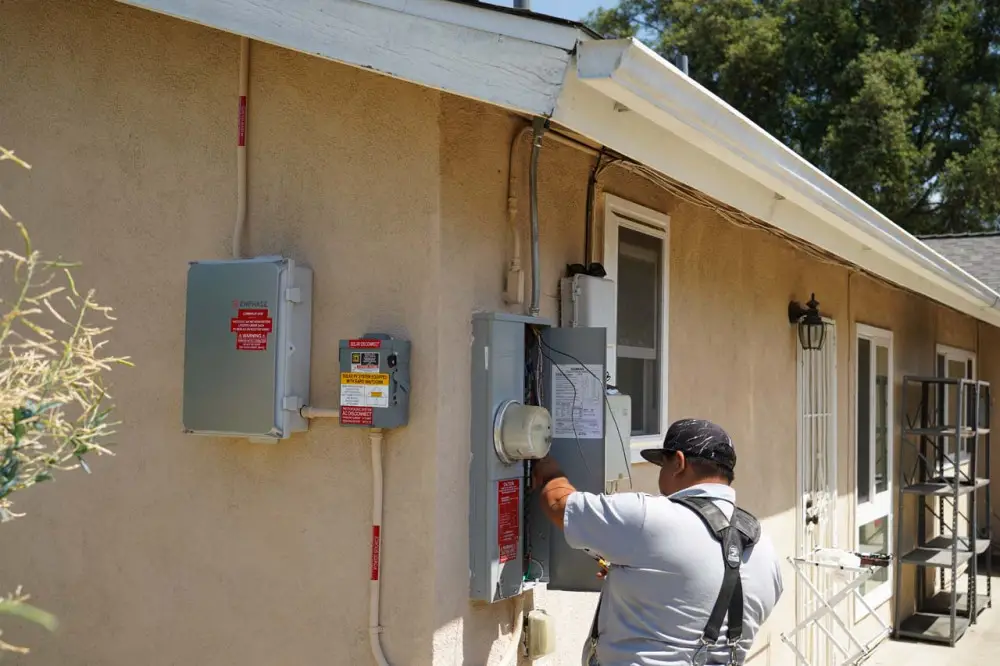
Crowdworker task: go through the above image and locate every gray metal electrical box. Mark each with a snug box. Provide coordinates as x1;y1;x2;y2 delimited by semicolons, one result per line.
337;335;411;428
469;312;544;604
182;256;313;441
529;326;612;593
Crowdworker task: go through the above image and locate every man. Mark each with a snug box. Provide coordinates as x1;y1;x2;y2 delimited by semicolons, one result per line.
532;418;783;666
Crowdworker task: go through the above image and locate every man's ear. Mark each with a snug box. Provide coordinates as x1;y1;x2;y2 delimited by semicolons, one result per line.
673;451;687;476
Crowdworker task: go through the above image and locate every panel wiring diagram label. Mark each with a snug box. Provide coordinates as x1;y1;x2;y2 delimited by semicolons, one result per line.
551;363;604;439
341;372;390;410
231;308;273;351
497;479;520;564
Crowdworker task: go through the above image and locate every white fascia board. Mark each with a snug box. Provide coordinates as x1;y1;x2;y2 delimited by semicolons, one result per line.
115;0;576;116
565;38;1000;326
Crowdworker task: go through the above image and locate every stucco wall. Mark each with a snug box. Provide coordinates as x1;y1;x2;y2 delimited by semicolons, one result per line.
2;2;997;666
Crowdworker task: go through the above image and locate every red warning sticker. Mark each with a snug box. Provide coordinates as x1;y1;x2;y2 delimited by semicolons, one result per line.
349;339;382;349
497;479;520;564
340;405;374;426
231;308;273;351
370;525;381;581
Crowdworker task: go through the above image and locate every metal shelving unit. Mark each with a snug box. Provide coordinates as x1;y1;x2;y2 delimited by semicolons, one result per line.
893;377;992;646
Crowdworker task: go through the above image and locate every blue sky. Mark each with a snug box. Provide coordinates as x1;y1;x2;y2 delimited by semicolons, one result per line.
485;1;609;21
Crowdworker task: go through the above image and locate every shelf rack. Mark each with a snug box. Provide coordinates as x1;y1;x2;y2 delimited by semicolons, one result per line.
893;377;992;646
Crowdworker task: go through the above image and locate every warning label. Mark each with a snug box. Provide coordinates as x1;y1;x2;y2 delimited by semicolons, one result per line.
341;405;374;426
341;373;390;409
231;308;273;351
497;479;520;564
350;351;380;373
349;339;382;349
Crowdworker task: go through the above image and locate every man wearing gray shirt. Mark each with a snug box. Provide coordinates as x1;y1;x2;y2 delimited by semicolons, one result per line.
533;418;783;666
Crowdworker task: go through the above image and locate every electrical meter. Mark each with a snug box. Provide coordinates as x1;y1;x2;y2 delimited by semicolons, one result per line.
494;400;552;464
337;334;411;429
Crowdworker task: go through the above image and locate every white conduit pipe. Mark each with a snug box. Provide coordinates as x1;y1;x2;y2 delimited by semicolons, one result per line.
369;428;392;666
233;36;250;259
299;406;340;419
506;127;531;281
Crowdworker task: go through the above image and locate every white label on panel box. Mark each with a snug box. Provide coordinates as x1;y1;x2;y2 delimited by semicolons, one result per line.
340;373;390;408
551;363;604;439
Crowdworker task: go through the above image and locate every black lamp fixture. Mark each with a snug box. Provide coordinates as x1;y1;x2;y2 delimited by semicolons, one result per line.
788;293;826;351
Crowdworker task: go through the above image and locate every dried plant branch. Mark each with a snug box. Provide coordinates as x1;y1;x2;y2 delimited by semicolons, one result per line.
2;144;130;656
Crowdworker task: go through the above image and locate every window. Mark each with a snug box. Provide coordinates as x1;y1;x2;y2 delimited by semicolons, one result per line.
855;325;893;605
936;344;976;465
602;195;669;462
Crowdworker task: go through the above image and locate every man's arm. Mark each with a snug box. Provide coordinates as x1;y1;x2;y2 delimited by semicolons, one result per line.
531;455;646;564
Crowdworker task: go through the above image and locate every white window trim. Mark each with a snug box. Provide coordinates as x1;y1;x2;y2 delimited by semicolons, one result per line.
935;343;977;468
601;194;670;464
854;324;894;612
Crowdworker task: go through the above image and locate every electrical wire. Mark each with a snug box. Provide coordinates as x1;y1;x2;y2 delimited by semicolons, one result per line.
532;328;594;481
534;332;633;490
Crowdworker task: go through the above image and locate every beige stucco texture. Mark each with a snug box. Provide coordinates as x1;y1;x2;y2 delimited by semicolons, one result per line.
2;1;997;665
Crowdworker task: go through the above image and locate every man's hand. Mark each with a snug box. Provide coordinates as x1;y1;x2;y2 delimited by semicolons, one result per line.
532;455;576;529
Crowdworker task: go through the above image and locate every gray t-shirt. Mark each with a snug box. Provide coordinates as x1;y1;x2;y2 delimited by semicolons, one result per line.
564;483;783;666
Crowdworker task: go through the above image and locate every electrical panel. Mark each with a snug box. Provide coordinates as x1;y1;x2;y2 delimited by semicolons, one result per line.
337;335;411;428
469;312;622;603
182;256;313;441
469;312;548;604
559;274;617;383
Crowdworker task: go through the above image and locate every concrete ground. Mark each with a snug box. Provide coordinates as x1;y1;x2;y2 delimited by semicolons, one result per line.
866;577;1000;666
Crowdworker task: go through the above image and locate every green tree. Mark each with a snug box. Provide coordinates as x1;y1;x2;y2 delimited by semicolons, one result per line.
587;1;1000;235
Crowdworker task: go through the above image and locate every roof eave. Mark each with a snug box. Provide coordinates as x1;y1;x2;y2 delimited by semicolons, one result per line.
115;0;581;117
563;38;1000;326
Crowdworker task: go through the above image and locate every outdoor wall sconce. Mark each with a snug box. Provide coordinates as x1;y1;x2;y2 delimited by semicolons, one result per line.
788;293;826;351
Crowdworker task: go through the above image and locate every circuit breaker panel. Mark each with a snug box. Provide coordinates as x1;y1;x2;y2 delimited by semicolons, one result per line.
337;335;411;428
182;256;312;441
529;326;611;593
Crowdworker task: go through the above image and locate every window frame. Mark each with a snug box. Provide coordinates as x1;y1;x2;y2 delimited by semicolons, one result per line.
935;344;977;465
854;324;894;610
601;194;670;464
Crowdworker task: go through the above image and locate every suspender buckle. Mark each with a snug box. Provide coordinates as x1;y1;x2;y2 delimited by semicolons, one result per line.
726;640;740;666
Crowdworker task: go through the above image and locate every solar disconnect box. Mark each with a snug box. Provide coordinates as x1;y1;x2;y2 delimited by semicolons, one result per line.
337;335;411;429
182;256;313;441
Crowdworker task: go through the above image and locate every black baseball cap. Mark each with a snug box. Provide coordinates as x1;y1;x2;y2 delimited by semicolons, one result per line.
640;418;737;471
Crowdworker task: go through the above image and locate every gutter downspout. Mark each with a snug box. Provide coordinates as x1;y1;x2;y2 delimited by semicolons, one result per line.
233;36;250;259
528;117;547;317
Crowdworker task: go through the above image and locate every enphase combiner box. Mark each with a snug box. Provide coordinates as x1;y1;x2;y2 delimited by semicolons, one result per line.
337;335;411;428
468;313;609;603
182;256;313;441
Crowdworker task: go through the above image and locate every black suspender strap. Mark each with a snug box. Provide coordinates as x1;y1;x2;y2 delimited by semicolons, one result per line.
670;496;761;665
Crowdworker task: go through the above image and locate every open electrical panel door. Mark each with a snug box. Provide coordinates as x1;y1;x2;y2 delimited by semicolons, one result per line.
530;325;609;593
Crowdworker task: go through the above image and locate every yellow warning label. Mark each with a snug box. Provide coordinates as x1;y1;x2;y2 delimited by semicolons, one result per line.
341;372;390;386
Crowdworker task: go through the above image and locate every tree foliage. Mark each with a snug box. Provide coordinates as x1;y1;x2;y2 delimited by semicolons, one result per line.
587;1;1000;234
